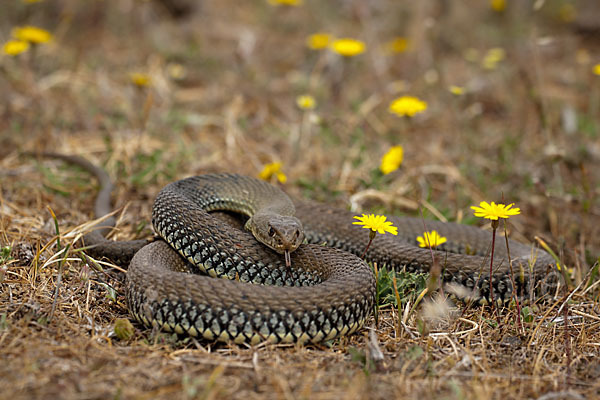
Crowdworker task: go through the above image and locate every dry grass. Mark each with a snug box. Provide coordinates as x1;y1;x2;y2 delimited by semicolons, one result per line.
1;1;600;399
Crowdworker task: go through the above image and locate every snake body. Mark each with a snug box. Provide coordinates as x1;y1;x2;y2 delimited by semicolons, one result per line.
35;154;559;344
127;175;375;344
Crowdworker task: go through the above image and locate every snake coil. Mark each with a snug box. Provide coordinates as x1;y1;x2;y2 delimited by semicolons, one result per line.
33;154;559;344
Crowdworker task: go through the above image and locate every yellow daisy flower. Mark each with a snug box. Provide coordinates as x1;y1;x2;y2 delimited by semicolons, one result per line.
380;145;404;175
259;162;287;184
268;0;302;6
417;231;447;248
471;201;521;220
307;33;332;50
593;64;600;76
296;94;316;110
330;38;366;57
385;37;410;54
389;96;428;117
3;40;30;56
490;0;506;12
130;72;152;87
482;47;505;70
448;85;465;95
352;214;398;235
12;26;53;44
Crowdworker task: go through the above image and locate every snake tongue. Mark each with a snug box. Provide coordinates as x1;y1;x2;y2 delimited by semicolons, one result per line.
284;250;291;268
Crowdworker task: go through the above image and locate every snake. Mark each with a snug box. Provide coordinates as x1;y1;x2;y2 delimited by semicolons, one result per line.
33;154;559;345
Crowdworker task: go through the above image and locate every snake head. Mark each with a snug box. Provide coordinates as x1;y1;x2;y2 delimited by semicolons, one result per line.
245;213;305;255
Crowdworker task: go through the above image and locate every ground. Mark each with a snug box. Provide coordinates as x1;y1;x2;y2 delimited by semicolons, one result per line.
1;1;600;399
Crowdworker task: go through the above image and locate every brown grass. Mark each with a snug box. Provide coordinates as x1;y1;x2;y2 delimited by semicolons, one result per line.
1;1;599;399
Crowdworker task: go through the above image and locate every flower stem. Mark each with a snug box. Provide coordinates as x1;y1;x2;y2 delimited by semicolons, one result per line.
361;236;374;259
502;220;523;333
489;220;500;324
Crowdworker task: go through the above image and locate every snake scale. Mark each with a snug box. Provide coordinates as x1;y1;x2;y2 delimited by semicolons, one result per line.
38;154;558;344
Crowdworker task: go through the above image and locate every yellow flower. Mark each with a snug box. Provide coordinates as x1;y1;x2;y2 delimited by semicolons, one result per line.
488;47;505;60
471;201;521;220
307;33;332;50
330;38;366;57
380;145;403;175
448;85;465;95
3;40;30;56
130;72;152;87
490;0;506;12
385;37;410;54
268;0;302;6
417;231;447;248
259;162;287;184
593;64;600;76
12;26;53;44
296;94;316;110
353;214;398;235
389;96;428;117
482;47;505;70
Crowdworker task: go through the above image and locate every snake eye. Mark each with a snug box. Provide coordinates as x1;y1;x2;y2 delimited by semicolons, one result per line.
268;227;276;237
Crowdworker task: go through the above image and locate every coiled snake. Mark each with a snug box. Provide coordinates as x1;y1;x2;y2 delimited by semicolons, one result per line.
39;155;558;344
